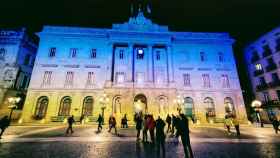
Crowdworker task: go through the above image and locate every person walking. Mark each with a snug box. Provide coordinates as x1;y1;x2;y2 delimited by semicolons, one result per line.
171;114;176;135
178;114;194;158
135;113;143;141
142;114;148;142
121;114;128;128
224;115;232;135
66;115;75;134
166;114;171;133
148;115;156;143
156;116;166;157
232;117;240;136
0;116;10;139
272;116;279;134
97;114;103;132
108;115;117;135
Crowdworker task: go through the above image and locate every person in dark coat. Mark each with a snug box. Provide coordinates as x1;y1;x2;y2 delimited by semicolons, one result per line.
166;114;171;133
121;114;128;128
108;115;117;134
156;116;166;157
142;114;148;142
66;115;75;134
171;114;176;135
97;114;103;132
0;116;10;139
272;117;279;134
178;114;194;158
135;113;143;140
148;115;156;143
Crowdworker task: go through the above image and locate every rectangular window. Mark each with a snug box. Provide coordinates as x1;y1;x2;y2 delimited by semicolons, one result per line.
200;52;205;62
156;51;160;60
24;54;31;65
255;63;262;70
86;72;95;85
119;49;124;59
91;49;97;58
136;72;144;83
70;48;77;58
42;71;52;86
263;92;270;102
136;48;144;59
49;47;56;57
65;71;74;86
221;74;230;88
259;77;266;85
202;74;210;88
116;72;125;83
183;74;190;86
21;75;28;89
218;52;224;62
0;48;6;60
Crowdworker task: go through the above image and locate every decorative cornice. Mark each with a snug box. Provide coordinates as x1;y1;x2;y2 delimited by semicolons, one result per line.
41;64;58;67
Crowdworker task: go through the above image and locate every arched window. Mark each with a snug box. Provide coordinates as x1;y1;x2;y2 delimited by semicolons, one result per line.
82;96;93;116
34;96;48;119
204;97;215;118
58;96;72;116
112;96;122;114
224;97;235;116
184;97;194;117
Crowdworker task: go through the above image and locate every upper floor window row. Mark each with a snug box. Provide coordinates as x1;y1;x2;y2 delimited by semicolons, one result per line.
200;51;226;62
48;48;97;59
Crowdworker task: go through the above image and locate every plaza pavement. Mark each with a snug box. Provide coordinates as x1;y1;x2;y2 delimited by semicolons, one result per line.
0;124;279;158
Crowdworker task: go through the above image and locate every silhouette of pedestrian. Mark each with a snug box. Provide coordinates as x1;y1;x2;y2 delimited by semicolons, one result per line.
121;114;128;128
178;114;194;158
232;117;240;136
171;114;176;135
135;113;143;140
224;115;232;135
66;115;75;134
148;115;156;143
0;116;10;139
143;114;148;142
156;116;166;157
166;114;171;133
108;115;117;135
97;114;103;132
272;116;279;134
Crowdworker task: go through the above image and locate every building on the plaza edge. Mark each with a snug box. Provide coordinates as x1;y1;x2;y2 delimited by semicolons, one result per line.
244;26;280;122
0;28;38;119
21;10;247;124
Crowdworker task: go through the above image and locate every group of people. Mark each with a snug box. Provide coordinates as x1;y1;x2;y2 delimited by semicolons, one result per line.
134;112;194;158
224;115;240;136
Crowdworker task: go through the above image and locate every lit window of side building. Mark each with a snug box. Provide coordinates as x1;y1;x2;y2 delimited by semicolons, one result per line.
244;26;280;122
21;11;247;124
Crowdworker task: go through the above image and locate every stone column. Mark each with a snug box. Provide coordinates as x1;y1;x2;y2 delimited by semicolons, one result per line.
147;45;154;82
166;45;174;83
128;44;134;82
106;42;114;81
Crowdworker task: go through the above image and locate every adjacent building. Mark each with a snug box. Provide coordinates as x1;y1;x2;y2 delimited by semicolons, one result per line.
21;11;247;124
244;27;280;122
0;28;38;119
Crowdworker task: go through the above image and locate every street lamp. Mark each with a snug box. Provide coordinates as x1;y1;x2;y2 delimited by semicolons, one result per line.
251;100;264;127
99;93;109;124
174;95;184;114
7;97;21;120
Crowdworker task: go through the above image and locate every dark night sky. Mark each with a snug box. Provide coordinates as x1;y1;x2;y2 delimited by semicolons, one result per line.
1;0;280;106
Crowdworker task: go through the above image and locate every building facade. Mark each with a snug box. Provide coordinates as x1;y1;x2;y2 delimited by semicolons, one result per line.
21;12;247;124
244;27;280;122
0;28;38;119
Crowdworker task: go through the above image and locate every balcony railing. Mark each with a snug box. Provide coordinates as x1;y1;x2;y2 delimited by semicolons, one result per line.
253;69;264;76
268;80;280;88
256;83;268;91
265;63;277;72
251;55;260;63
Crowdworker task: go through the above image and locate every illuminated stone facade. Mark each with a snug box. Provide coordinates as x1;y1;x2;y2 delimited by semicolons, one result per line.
0;28;37;119
21;12;247;124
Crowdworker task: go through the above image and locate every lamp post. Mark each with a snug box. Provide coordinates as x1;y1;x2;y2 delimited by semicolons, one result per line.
7;97;21;121
99;93;109;124
174;95;184;114
251;100;264;127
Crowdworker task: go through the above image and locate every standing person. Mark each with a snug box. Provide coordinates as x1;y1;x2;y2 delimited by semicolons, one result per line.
272;116;279;134
135;113;143;141
232;117;240;136
66;115;75;134
166;114;171;133
178;114;194;158
108;115;117;135
171;114;176;135
142;114;148;142
121;114;128;128
148;115;156;143
0;116;10;139
156;116;166;157
224;115;232;135
97;114;103;132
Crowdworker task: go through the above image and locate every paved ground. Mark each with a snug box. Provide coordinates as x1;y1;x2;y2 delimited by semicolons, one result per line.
0;124;279;158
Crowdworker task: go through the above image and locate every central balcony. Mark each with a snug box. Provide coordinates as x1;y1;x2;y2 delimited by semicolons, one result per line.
253;69;264;76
